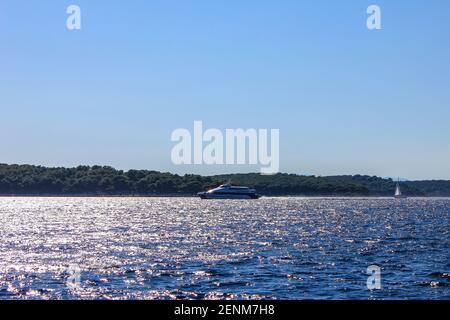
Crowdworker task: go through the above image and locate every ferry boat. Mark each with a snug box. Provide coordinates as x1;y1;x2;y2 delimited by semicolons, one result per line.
197;184;261;199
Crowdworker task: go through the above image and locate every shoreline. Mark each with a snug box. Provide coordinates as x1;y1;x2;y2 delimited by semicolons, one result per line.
0;194;449;199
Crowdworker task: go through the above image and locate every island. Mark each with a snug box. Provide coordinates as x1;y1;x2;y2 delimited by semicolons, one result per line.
1;164;450;197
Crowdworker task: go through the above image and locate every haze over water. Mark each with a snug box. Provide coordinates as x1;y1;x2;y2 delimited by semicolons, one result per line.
0;197;448;300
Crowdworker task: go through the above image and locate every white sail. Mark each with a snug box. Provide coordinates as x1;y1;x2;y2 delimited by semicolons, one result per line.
395;183;402;197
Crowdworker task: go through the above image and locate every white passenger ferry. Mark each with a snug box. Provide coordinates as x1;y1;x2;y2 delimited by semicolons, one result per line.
197;184;261;199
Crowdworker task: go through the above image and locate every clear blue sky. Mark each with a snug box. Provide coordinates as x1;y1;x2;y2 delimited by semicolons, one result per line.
1;1;449;180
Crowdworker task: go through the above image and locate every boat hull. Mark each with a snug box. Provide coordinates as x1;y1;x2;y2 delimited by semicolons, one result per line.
198;192;260;200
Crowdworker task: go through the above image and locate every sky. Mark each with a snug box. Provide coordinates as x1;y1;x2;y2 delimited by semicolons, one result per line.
1;0;449;180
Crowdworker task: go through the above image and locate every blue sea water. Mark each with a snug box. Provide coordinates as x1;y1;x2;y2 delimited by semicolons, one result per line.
0;197;448;300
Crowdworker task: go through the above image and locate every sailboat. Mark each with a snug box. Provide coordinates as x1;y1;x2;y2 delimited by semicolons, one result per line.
394;180;407;199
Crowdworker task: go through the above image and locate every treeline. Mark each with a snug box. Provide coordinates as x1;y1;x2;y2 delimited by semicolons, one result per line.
213;173;368;196
0;164;214;196
326;175;423;196
0;164;449;196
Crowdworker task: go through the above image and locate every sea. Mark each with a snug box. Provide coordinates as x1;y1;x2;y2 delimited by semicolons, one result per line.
0;197;448;300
